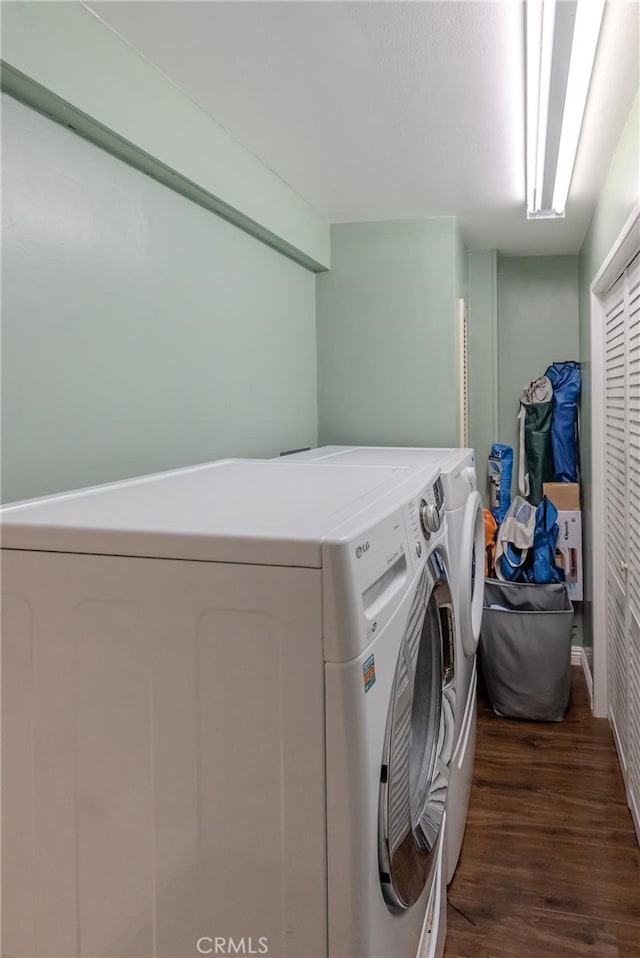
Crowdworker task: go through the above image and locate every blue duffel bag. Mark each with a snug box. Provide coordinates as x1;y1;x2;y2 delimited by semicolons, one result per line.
495;495;565;585
545;361;581;483
523;497;565;585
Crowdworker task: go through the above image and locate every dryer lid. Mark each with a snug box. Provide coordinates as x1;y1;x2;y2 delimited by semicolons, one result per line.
0;459;413;567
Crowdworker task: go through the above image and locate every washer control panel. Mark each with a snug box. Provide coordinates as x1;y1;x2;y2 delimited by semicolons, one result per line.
419;499;441;537
407;478;445;546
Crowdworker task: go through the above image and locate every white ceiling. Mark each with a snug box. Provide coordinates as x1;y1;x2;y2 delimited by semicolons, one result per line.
87;0;639;256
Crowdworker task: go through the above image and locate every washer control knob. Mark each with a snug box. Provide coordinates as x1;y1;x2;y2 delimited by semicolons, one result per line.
419;499;441;537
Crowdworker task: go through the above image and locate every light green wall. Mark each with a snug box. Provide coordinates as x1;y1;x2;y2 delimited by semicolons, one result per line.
578;88;640;651
0;0;330;270
496;255;580;496
316;219;463;447
455;223;469;303
468;251;498;503
1;94;317;503
579;91;640;285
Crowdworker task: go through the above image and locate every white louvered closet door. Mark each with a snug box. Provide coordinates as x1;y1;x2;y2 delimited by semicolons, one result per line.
626;254;640;839
604;251;640;842
605;271;629;768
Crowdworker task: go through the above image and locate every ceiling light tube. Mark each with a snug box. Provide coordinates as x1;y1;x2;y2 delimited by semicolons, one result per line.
535;0;556;211
526;0;543;213
552;0;606;215
526;0;556;215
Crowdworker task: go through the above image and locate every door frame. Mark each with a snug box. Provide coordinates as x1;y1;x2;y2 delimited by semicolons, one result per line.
589;202;640;718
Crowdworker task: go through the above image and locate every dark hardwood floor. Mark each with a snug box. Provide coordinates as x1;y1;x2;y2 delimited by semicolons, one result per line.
445;667;640;957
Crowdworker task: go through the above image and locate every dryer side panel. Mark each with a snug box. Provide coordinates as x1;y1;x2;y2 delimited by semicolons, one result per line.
1;550;326;958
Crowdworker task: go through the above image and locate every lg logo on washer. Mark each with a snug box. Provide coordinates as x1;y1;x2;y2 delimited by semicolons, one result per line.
355;540;370;558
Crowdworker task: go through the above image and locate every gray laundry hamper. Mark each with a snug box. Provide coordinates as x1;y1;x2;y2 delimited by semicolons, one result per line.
480;580;574;721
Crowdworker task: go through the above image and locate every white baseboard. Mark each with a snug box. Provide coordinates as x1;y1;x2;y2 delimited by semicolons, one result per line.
629;785;640;849
610;707;628;786
572;645;594;710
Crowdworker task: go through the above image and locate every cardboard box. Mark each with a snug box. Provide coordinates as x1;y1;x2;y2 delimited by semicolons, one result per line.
543;482;580;511
555;510;583;601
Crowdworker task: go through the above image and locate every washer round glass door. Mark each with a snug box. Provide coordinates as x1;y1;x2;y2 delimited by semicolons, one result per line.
378;550;456;911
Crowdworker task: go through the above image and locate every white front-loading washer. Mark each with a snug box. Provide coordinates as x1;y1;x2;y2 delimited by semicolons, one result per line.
274;446;484;884
2;458;452;958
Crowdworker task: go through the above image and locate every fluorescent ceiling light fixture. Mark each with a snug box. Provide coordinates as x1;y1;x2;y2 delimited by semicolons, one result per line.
526;0;605;219
552;0;606;215
526;0;556;215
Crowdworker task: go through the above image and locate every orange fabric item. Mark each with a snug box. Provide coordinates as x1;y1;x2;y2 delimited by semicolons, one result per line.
484;509;498;578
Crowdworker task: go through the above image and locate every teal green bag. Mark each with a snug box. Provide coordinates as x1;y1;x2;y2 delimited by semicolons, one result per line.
518;376;555;505
523;401;555;505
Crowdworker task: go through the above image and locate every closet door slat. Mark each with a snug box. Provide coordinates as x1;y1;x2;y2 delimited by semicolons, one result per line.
603;268;630;784
604;252;640;842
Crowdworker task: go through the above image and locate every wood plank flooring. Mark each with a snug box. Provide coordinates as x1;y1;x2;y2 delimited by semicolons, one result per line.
445;667;640;957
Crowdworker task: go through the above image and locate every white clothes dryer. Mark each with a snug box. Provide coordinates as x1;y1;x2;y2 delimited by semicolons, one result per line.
2;458;453;958
275;447;484;883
